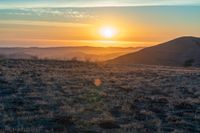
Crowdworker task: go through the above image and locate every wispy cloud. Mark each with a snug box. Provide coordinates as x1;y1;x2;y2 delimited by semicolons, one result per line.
0;8;98;22
0;0;200;8
0;20;91;27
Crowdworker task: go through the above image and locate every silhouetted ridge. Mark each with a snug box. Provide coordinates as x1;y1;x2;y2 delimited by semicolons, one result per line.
109;36;200;67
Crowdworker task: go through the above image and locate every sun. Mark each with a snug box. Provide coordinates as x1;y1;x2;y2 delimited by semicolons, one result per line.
99;26;117;39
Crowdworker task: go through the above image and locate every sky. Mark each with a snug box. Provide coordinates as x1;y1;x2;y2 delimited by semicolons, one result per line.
0;0;200;47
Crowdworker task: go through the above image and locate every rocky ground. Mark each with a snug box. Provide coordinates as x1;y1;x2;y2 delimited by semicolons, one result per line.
0;60;200;133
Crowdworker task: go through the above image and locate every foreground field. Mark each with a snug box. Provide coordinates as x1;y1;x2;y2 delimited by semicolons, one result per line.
0;60;200;133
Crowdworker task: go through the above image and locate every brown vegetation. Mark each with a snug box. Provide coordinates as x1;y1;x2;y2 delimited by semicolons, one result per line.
0;60;200;132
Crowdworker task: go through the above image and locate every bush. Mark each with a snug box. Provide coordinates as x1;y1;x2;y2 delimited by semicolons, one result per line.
184;59;194;67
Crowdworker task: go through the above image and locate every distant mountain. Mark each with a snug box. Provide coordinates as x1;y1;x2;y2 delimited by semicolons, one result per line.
0;52;37;60
0;46;143;61
108;37;200;67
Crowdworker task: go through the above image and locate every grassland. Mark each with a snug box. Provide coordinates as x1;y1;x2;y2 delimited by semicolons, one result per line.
0;60;200;133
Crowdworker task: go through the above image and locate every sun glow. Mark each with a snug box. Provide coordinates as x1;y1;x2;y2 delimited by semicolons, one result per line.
99;26;117;39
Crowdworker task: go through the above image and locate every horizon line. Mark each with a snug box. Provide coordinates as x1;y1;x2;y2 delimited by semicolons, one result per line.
0;45;144;49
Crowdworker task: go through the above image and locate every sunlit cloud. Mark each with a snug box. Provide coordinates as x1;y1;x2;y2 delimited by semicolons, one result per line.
0;38;157;47
0;20;91;27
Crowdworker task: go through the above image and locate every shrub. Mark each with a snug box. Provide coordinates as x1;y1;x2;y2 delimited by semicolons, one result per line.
184;59;194;67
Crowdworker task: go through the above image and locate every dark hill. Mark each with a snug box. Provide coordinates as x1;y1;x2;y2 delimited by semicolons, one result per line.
109;37;200;67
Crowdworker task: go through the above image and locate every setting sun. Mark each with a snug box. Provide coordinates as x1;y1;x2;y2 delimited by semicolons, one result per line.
99;26;117;39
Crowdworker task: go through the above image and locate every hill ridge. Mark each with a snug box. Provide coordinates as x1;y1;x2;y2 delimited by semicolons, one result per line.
109;36;200;67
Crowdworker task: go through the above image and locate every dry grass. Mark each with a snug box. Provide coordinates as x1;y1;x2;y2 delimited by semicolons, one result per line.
0;59;200;133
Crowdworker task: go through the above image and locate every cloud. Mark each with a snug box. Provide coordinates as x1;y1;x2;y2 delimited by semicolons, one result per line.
0;0;200;8
0;8;98;22
0;20;91;27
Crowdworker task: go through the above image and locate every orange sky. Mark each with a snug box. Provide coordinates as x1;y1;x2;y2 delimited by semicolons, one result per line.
0;6;200;47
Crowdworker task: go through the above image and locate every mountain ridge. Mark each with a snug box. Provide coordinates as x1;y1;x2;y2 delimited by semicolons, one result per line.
108;36;200;67
0;46;143;61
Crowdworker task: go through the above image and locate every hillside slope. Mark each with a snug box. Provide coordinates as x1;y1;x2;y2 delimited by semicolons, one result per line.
109;37;200;66
0;60;200;132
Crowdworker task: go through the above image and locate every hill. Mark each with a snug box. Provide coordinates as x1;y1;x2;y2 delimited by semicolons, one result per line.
0;52;38;60
109;37;200;67
0;46;142;61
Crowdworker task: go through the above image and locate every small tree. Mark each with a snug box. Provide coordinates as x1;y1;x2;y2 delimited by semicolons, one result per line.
0;55;5;59
71;57;78;61
32;56;39;60
84;56;92;63
184;59;194;67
